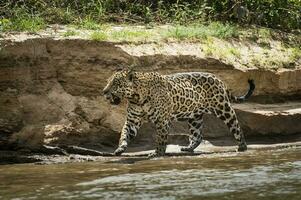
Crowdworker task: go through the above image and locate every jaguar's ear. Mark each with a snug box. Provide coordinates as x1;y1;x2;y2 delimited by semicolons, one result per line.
115;64;124;72
125;63;136;82
126;67;135;82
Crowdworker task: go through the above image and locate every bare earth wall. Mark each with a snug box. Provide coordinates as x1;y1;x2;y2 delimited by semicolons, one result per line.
0;39;301;151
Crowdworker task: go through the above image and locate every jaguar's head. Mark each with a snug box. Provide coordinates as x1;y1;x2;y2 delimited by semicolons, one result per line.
102;69;135;105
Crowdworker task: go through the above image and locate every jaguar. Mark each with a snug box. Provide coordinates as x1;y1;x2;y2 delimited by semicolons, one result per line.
103;69;255;157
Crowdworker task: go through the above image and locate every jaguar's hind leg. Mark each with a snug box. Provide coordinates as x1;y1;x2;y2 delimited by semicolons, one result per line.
148;120;169;158
181;114;204;152
214;102;247;152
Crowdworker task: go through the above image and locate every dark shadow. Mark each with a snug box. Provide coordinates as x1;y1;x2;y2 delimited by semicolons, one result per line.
207;133;301;147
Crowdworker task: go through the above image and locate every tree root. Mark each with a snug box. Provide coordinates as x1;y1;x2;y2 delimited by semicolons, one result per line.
41;145;114;156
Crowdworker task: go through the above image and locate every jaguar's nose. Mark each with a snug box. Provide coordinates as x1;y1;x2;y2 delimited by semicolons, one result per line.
102;89;109;96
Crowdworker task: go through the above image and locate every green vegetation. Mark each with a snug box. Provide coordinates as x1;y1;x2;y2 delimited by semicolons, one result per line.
90;31;108;41
0;1;299;70
0;8;46;32
88;27;154;42
1;0;300;32
289;47;301;61
83;22;245;42
200;36;301;70
62;30;78;37
1;18;45;32
166;22;239;40
228;48;241;58
111;29;152;42
75;17;103;30
201;38;238;59
89;28;152;42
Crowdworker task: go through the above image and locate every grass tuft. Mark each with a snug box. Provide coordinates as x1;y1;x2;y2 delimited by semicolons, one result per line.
228;48;241;58
63;30;78;37
111;29;151;41
75;17;102;30
288;47;301;61
90;31;108;41
0;17;46;32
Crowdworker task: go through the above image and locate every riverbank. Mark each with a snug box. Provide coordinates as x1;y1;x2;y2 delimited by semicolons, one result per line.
1;135;301;165
0;24;300;164
2;24;300;70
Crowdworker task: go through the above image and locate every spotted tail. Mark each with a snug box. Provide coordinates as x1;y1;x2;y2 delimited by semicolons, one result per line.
228;79;255;103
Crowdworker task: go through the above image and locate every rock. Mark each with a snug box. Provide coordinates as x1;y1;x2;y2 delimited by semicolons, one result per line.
236;102;301;135
0;151;42;164
0;91;23;149
0;91;23;134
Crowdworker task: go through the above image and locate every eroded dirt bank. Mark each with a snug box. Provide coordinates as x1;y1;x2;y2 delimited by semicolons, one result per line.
0;38;301;160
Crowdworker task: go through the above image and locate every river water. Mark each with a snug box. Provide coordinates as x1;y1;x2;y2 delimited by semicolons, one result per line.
0;148;300;200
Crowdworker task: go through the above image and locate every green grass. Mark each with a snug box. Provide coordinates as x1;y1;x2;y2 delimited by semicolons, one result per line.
166;22;239;41
228;47;241;58
0;7;46;32
88;27;154;42
0;17;46;32
75;17;103;30
250;48;301;69
258;28;272;39
111;29;152;41
90;31;108;41
289;47;301;61
63;30;78;37
201;39;239;60
199;35;301;70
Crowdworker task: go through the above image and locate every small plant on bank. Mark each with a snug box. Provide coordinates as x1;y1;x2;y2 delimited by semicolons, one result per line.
111;29;152;42
75;17;102;30
288;48;301;61
63;30;78;37
201;37;216;56
228;48;241;58
90;31;108;41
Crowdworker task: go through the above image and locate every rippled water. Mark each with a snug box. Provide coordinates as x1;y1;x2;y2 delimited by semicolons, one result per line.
0;148;300;200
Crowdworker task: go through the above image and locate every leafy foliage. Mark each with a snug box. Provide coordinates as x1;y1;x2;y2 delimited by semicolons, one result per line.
0;0;300;31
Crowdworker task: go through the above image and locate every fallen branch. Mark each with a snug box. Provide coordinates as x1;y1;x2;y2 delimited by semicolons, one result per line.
40;145;68;155
58;145;114;156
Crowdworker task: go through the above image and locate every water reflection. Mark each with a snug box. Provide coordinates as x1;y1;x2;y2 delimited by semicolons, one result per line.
0;148;300;200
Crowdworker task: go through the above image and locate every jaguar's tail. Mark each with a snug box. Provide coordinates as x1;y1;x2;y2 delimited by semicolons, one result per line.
228;79;255;103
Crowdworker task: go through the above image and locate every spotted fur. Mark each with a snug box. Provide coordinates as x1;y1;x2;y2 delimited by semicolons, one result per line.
103;70;255;157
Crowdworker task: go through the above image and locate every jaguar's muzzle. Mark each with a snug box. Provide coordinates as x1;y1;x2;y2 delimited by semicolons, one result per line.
110;95;121;105
103;90;121;105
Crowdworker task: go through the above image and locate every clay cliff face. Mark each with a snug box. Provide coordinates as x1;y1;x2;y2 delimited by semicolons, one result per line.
0;39;300;151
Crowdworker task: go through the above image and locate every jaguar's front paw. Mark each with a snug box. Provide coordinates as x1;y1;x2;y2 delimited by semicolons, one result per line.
147;151;165;158
114;147;125;156
238;142;247;152
147;152;158;158
180;146;194;152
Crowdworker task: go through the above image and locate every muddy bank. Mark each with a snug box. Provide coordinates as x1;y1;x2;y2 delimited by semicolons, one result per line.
0;37;301;154
1;136;301;165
